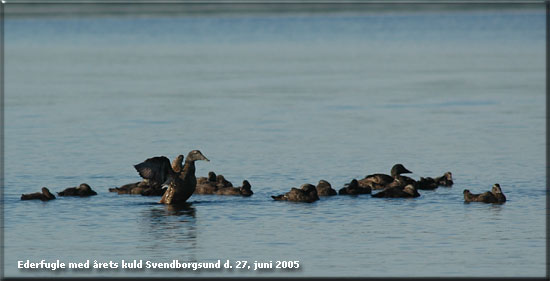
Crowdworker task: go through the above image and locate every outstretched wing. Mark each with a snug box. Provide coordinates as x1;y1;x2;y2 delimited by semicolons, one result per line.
134;156;172;184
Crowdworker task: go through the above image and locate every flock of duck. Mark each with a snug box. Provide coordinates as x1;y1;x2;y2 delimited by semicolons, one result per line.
20;150;507;205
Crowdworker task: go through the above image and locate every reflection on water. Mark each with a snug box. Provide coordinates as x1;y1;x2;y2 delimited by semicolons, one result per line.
137;203;197;260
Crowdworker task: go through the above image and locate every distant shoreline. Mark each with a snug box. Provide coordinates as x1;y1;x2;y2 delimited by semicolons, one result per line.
4;3;543;19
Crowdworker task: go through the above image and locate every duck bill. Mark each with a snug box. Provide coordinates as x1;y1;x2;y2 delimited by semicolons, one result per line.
403;168;412;174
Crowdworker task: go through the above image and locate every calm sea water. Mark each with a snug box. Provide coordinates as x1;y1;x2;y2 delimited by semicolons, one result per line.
4;5;546;277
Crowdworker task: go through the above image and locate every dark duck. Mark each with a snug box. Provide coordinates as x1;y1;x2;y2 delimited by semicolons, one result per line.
215;180;253;196
21;187;56;201
435;172;453;187
156;150;209;205
195;171;218;194
58;183;97;197
316;180;337;196
371;184;420;198
272;184;319;203
338;179;371;195
463;183;506;204
358;164;415;190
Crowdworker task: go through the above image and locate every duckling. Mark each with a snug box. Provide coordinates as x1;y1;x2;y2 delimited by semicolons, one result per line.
417;177;438;190
371;184;420;198
21;187;56;201
272;184;319;203
57;183;97;197
216;174;233;189
339;179;371;195
358;164;414;190
159;150;210;205
316;180;337;196
215;180;253;197
197;171;217;185
435;171;453;186
464;184;505;204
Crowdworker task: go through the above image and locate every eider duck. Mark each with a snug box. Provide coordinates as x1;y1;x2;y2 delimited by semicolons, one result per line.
463;184;506;204
338;179;371;195
316;180;337;196
57;183;97;197
21;187;56;201
215;174;233;189
197;171;217;185
159;150;209;205
358;164;414;190
215;180;253;196
272;183;319;203
435;171;453;187
417;177;438;190
371;184;420;198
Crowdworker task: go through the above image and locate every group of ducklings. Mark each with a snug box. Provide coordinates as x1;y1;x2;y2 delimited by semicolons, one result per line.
20;183;97;201
20;152;506;205
271;164;506;204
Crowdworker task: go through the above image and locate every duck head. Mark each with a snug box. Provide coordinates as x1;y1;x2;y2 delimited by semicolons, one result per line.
186;150;209;162
78;183;91;191
317;180;331;188
391;164;412;177
207;171;217;182
241;180;252;191
491;183;503;194
41;187;56;199
347;179;359;188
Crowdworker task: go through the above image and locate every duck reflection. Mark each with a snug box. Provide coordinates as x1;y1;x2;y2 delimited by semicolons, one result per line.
137;203;197;259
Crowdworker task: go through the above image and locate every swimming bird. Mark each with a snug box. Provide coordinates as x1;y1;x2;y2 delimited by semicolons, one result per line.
463;184;506;204
417;177;438;190
272;184;319;203
316;180;337;196
338;179;371;195
358;164;414;190
195;171;218;195
435;171;453;187
215;174;233;189
21;187;56;201
57;183;97;197
159;150;209;205
215;180;253;196
197;171;217;185
371;184;420;198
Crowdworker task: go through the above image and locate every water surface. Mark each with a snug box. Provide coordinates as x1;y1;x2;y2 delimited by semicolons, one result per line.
4;5;546;277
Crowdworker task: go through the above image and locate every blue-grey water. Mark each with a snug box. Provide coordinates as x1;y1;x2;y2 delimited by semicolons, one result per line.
4;5;546;278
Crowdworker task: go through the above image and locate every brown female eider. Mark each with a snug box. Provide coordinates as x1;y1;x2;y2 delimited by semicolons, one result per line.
371;184;420;198
272;184;319;203
316;180;337;196
58;183;97;197
215;180;253;196
464;184;506;204
358;164;415;190
21;187;56;201
195;171;218;195
158;150;209;205
338;179;371;195
435;171;453;187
